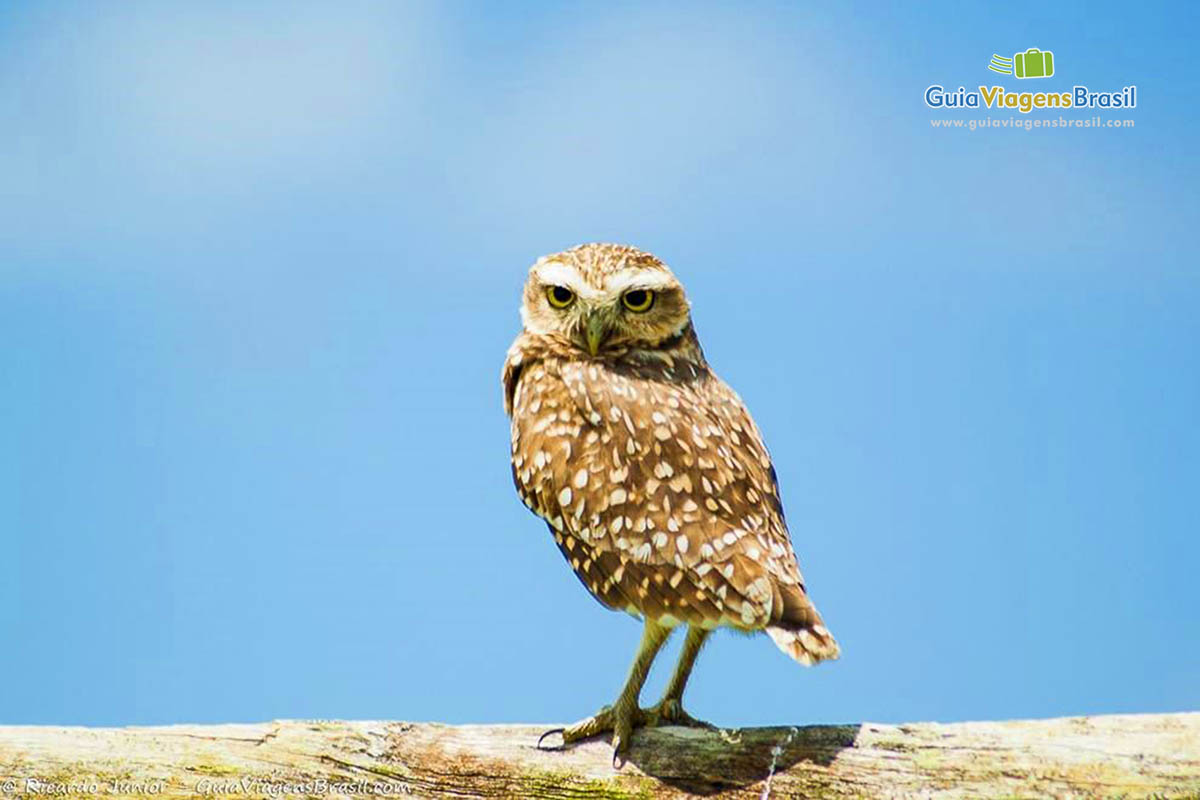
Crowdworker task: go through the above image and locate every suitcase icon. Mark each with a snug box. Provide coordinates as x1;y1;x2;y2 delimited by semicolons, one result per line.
1014;48;1054;79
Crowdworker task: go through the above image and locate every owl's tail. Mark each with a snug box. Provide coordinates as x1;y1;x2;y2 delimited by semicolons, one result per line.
766;623;840;666
766;582;840;666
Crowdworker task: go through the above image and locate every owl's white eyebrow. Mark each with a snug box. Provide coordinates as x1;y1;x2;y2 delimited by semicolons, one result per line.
606;270;677;293
532;261;584;291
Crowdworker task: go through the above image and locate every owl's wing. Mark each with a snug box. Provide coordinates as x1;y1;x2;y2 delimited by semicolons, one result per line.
535;356;827;636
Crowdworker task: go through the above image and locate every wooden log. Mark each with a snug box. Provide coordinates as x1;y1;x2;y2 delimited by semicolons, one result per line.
1;713;1197;798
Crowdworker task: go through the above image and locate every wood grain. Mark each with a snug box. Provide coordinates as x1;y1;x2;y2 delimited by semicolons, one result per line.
1;713;1197;798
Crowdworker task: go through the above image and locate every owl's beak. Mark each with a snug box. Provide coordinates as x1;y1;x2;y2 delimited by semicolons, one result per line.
585;313;610;357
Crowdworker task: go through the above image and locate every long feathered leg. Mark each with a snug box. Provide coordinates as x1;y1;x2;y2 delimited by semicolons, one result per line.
555;619;673;759
644;625;714;728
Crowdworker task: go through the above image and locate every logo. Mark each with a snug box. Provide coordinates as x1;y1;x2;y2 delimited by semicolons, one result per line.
924;47;1136;115
989;48;1055;79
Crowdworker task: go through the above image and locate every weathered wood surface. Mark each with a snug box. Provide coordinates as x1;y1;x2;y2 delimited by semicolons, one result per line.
1;713;1197;799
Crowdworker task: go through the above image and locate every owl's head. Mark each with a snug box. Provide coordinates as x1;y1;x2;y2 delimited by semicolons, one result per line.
520;243;692;357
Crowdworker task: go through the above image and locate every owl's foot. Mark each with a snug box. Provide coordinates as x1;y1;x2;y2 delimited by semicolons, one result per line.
548;700;641;763
641;696;714;730
542;698;712;761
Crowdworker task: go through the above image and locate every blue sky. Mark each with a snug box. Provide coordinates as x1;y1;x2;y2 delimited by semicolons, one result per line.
2;1;1197;728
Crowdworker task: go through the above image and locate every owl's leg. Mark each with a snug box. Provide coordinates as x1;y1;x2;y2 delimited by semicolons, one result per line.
643;625;714;728
558;618;673;757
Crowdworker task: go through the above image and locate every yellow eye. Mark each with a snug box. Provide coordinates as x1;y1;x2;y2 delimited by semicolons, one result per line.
621;289;655;312
546;285;575;308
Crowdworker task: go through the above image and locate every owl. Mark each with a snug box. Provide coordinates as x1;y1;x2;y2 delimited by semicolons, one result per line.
502;243;838;759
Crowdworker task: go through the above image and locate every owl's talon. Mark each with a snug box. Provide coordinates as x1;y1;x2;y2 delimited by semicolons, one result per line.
611;704;635;760
536;728;566;750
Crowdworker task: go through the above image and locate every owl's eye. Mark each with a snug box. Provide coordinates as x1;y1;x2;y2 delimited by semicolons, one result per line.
546;285;575;308
621;289;655;312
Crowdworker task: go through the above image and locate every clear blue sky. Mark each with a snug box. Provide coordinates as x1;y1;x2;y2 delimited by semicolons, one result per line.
2;1;1197;728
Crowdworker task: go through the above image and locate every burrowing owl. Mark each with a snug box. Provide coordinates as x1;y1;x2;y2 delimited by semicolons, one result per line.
503;243;838;757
